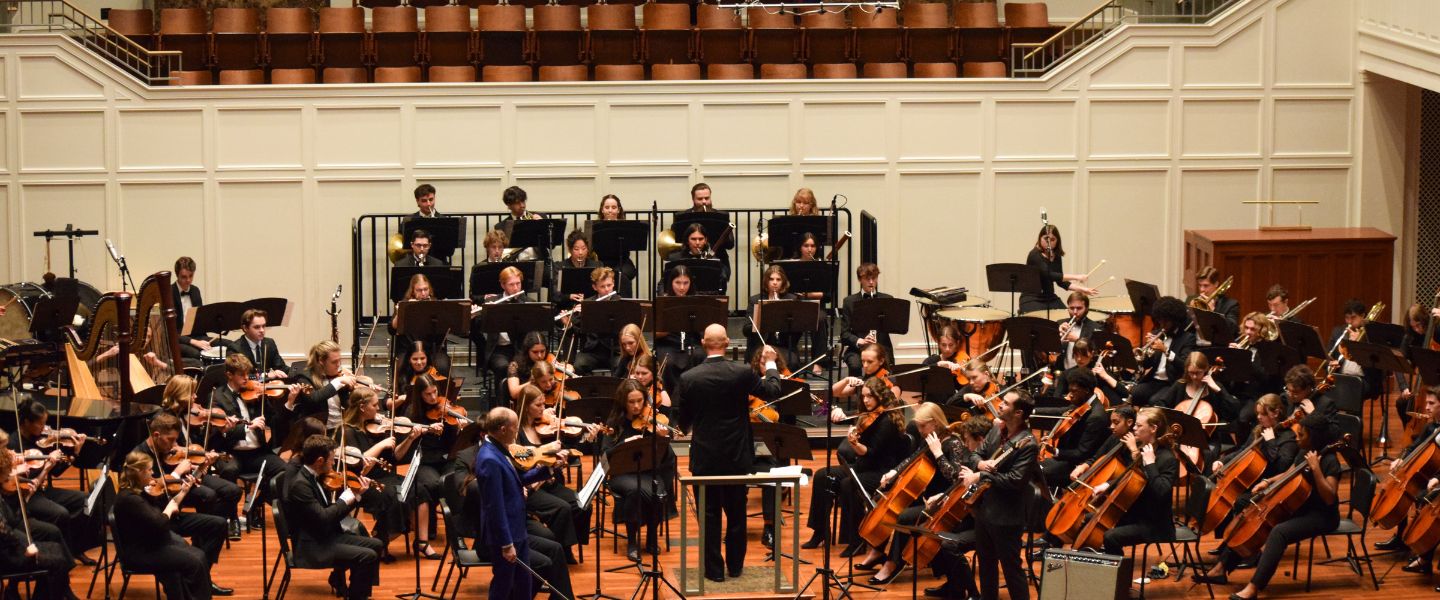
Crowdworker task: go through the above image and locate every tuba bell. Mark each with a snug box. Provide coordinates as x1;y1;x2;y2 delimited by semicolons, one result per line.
751;234;778;263
657;229;681;258
386;233;408;264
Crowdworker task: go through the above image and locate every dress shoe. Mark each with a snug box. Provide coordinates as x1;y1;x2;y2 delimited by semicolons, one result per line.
327;571;348;598
1228;594;1255;600
378;552;397;565
1207;546;1223;556
645;543;661;556
626;542;640;563
854;556;884;571
705;575;724;583
761;526;774;549
1376;536;1407;551
923;586;952;598
867;569;900;585
75;553;96;567
1233;556;1258;570
210;584;234;596
728;568;743;578
228;520;243;541
839;542;863;558
801;532;826;549
1190;573;1229;585
1403;559;1433;575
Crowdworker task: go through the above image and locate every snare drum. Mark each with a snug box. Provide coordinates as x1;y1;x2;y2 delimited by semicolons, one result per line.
199;345;227;367
0;283;54;341
934;306;1011;357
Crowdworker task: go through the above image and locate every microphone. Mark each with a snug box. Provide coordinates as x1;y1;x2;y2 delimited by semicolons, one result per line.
104;239;123;264
1040;207;1049;227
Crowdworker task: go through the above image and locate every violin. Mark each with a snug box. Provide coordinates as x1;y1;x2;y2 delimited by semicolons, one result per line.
166;445;228;473
1037;392;1099;462
748;396;780;424
366;416;420;437
631;405;675;438
1070;424;1182;551
410;366;447;386
144;475;191;498
1196;409;1305;535
342;446;391;473
35;427;103;452
320;470;382;493
1223;435;1350;556
1371;422;1440;528
188;405;230;429
535;412;589;438
238;379;314;402
425;397;472;427
0;475;38;498
907;438;1028;567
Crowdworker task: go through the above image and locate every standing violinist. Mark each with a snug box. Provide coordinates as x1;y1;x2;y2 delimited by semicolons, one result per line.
839;263;894;377
1019;224;1097;314
226;308;289;381
602;378;678;563
1037;369;1110;491
131;413;231;582
956;390;1039;600
1206;394;1296;540
516;383;600;564
0;431;76;600
1129;296;1197;407
113;451;225;599
8;399;99;557
1092;408;1178;586
806;377;909;557
209;353;292;535
339;388;413;562
1192;414;1342;600
403;374;456;559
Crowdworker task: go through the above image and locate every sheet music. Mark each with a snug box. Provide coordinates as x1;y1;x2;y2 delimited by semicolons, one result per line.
244;460;268;514
398;449;422;504
83;464;109;517
577;462;606;511
759;465;808;488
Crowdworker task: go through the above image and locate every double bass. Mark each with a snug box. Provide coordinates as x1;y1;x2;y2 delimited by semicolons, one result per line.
1070;425;1181;551
1195;409;1304;535
905;437;1030;567
1222;436;1350;556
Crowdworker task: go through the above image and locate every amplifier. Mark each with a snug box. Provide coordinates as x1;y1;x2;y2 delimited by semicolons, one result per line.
1039;548;1133;600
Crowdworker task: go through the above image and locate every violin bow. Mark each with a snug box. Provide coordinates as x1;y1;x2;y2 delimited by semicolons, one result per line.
13;471;32;548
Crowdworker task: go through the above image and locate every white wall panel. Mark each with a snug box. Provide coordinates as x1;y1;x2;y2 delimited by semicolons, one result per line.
418;178;506;213
118;183;206;276
510;177;599;212
20;111;104;172
897;101;983;161
802;102;888;163
515;105;597;166
315;108;403;168
1090;46;1172;89
1274;0;1353;87
217;109;304;169
118;110;204;171
895;173;983;301
1089;100;1169;158
609;104;688;165
697;175;792;210
1272;98;1352;156
20;184;109;284
1270;168;1350;228
0;187;9;282
701;104;789;164
215;181;307;350
1087;170;1170;283
16;56;104;100
1184;21;1263;88
1180;169;1261;231
602;176;694;212
1181;99;1262;157
414;106;503;167
992;171;1077;266
994;101;1077;160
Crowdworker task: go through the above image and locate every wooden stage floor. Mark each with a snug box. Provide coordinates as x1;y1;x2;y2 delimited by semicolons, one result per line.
69;398;1439;600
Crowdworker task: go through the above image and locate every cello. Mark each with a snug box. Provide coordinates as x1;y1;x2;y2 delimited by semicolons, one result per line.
1404;486;1440;556
1172;359;1222;480
1070;424;1182;551
905;437;1030;567
1370;423;1440;528
1046;437;1130;543
857;446;937;549
1037;391;1099;462
1196;409;1304;535
1222;435;1350;556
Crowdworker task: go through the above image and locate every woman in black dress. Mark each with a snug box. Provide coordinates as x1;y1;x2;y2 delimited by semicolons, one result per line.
340;387;418;561
404;375;457;559
516;383;601;561
601;378;678;562
1019;224;1097;313
113;450;217;600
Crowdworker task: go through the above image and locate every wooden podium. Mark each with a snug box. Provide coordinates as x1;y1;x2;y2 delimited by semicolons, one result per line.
1183;228;1396;326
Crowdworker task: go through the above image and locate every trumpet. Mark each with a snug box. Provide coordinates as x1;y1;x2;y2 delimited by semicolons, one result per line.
1058;313;1083;342
1134;330;1168;361
1189;276;1234;310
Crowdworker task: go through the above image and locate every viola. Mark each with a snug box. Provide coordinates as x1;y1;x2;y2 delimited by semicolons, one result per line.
1070;425;1181;551
1196;410;1304;535
857;448;936;548
749;396;780;424
1046;439;1130;543
425;398;472;427
536;413;589;438
342;445;391;473
188;405;229;429
1371;424;1440;528
906;438;1027;567
320;470;382;493
1037;392;1099;462
1222;435;1350;556
35;427;103;452
166;445;227;473
239;379;314;402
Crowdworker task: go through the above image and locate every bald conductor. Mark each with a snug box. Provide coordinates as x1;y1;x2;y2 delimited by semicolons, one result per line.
674;324;783;582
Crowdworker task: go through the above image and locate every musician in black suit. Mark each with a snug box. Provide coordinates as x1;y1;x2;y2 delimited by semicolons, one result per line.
1055;292;1099;371
495;185;547;265
957;390;1039;600
226;308;289;380
839;263;894;377
1038;370;1110;491
8;399;99;556
207;354;292;530
132;414;232;566
563;267;620;376
1129;296;1198;407
1265;284;1306;326
392;229;446;268
1098;408;1178;581
283;435;383;600
1326;298;1383;399
674;323;782;582
1397;303;1440;431
0;432;76;600
1192;267;1240;328
410;184;438;218
476;265;532;386
172;256;210;362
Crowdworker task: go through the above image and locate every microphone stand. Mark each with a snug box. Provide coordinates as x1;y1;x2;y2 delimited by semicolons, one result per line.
107;242;137;293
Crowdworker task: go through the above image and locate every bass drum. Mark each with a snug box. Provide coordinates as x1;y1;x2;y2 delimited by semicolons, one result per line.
933;306;1010;358
0;283;52;341
43;278;103;337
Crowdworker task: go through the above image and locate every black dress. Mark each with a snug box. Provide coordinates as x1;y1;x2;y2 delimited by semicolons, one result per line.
601;420;677;529
342;424;409;544
517;427;592;548
112;489;215;600
1019;248;1070;313
806;415;911;545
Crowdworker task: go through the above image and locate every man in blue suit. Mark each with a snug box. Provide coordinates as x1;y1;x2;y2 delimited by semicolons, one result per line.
475;407;547;600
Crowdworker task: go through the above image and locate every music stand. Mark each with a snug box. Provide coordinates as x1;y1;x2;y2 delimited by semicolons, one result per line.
767;216;830;258
1275;320;1326;359
471;261;545;297
243;298;292;327
480;302;555;343
451;424;483;459
1253;340;1303;380
671;212;733;251
1004;316;1062;358
1365;322;1406;349
1088;331;1137;371
396;300;472;339
1410;348;1440;388
185;302;248;337
757;299;820;341
985;263;1043;317
402;217;466;263
507;218;568;254
390;266;464;303
566;377;623;400
1124;280;1160;318
1191;309;1236;347
1197;347;1257;384
656;297;729;343
27;296;79;340
606;436;685;599
752;421;813;463
775;261;839;299
563;396;612;425
1344;338;1412;460
588;220;651;264
890;365;959;405
578;299;646;338
848;297;910;338
558;267;599;300
771;379;812;417
662;259;725;295
1158;409;1209;448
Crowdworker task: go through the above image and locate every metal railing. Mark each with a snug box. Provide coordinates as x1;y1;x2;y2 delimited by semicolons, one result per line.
1010;0;1241;78
0;0;178;85
351;207;854;354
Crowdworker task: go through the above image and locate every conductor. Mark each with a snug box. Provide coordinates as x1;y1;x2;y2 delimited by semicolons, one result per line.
674;323;783;582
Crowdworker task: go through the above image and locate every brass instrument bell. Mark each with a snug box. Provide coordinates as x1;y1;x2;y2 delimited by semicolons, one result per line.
386;233;408;264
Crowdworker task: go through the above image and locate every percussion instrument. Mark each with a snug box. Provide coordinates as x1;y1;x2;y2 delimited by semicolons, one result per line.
1089;295;1150;348
920;295;990;341
0;284;51;341
1018;309;1106;324
933;306;1010;357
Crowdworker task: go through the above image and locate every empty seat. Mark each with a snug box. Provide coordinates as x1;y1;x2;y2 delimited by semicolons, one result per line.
595;64;644;80
813;62;856;78
651;63;700;80
373;7;421;83
641;2;692;73
533;4;585;77
862;62;905;78
588;3;639;73
962;60;1006;77
318;7;368;83
107;9;155;51
955;1;1004;62
265;8;316;84
212;8;262;84
476;4;528;67
801;10;849;70
748;7;798;66
425;6;475;82
914;62;956;77
482;65;533;81
539;65;588;80
853;9;900;66
159;8;210;80
1004;2;1055;46
707;63;753;79
759;63;805;79
902;3;950;67
697;3;745;67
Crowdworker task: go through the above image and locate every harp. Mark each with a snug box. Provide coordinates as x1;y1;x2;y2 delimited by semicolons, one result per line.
65;292;133;417
131;271;183;400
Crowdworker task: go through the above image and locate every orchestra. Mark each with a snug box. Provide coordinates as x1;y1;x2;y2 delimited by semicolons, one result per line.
4;184;1434;600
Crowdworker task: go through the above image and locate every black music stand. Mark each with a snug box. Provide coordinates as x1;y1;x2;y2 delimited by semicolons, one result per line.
776;261;839;299
185;302;248;337
1124;280;1160;318
656;297;728;349
890;523;962;600
848;297;910;338
402;217;466;263
395;300;472;339
566;377;623;401
1365;322;1406;349
1088;331;1137;371
607;435;684;599
471;261;545;297
1191;308;1236;347
1197;347;1257;384
589;220;651;263
389;266;464;303
480;303;555;344
1159;408;1209;448
1344;339;1412;460
758;299;820;341
562;396;612;425
507;218;568;254
578;299;646;338
767;216;830;258
771;379;812;417
891;365;959;405
985;263;1043;317
661;259;725;295
26;296;79;341
671;212;733;251
1275;320;1326;359
558;267;599;300
751;420;814;565
1005;316;1062;360
1411;348;1440;388
1253;340;1303;380
244;298;292;327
